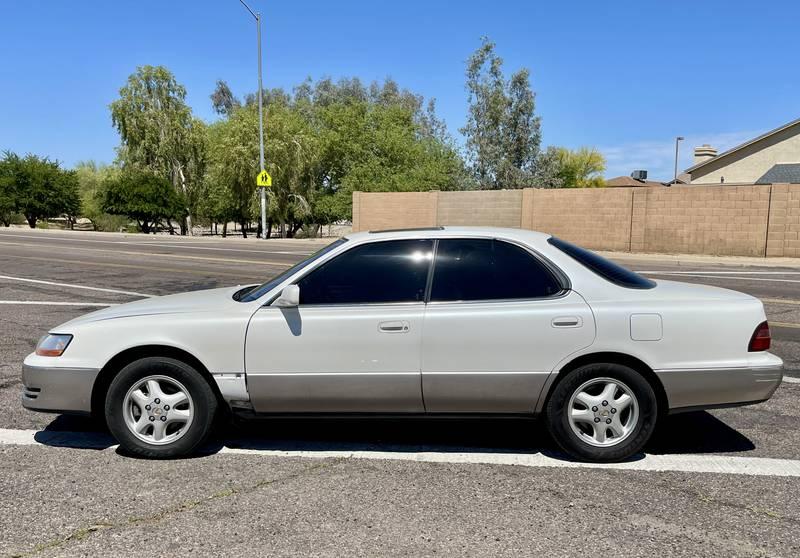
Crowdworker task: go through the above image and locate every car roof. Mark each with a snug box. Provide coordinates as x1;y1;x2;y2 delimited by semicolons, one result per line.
344;226;553;244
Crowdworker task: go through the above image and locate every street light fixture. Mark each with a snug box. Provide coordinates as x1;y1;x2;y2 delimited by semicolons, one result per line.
237;0;267;238
673;136;684;185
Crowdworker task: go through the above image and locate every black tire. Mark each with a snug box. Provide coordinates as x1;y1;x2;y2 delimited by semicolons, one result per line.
105;357;218;459
545;363;658;462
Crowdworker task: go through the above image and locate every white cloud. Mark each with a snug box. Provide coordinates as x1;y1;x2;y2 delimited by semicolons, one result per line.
600;130;762;182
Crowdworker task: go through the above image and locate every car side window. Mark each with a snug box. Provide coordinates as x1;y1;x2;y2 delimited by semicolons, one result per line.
430;238;562;302
297;239;434;305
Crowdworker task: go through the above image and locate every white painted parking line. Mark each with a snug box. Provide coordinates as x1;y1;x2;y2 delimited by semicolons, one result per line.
2;428;800;477
0;301;115;307
0;274;154;298
782;376;800;384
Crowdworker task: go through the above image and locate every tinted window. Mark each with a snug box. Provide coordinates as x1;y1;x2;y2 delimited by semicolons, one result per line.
430;239;562;302
298;239;433;305
547;237;656;289
239;238;348;302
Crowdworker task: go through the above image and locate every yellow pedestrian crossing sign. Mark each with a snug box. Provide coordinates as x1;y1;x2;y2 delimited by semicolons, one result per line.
256;170;272;187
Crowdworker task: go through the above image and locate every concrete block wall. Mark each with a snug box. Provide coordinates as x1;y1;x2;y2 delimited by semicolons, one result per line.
437;190;523;227
352;191;437;232
640;185;771;256
529;188;633;252
352;184;800;257
766;183;800;257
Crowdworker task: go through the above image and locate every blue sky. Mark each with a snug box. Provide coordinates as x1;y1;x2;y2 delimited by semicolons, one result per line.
1;0;798;180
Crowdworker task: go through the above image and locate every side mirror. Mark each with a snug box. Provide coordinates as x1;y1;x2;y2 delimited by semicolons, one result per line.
272;285;300;307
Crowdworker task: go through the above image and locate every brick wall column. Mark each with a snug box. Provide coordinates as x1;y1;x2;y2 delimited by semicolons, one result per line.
520;188;535;229
429;190;440;226
630;189;648;252
766;184;789;257
352;191;362;232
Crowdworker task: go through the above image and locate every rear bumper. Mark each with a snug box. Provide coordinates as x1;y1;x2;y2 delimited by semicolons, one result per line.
656;364;783;412
21;363;99;415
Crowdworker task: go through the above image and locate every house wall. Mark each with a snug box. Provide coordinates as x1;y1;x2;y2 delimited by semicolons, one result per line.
352;184;800;257
690;125;800;184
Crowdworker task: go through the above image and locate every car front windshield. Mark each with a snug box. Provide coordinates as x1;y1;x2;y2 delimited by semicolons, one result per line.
237;238;348;302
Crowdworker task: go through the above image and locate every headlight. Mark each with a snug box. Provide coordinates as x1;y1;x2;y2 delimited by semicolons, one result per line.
36;334;73;357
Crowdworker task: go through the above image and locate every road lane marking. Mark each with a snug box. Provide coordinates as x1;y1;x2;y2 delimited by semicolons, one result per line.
0;240;293;267
771;322;800;329
0;232;315;255
0;301;115;307
0;274;154;297
637;270;800;275
0;255;273;279
783;376;800;384
138;242;312;256
1;428;800;477
762;298;800;306
643;272;800;284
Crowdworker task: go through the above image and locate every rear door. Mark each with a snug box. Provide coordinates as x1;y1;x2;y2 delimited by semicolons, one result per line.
421;238;595;413
245;239;433;413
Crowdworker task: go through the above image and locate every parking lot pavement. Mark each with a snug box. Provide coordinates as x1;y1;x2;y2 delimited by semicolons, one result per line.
1;228;800;557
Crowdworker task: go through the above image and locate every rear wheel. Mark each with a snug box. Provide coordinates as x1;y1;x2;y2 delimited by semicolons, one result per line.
105;357;218;458
545;363;657;462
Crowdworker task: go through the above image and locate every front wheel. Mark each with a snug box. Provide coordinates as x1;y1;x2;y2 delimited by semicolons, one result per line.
545;363;658;462
105;357;218;458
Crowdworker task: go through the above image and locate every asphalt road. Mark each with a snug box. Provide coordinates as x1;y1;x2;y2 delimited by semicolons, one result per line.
1;228;799;557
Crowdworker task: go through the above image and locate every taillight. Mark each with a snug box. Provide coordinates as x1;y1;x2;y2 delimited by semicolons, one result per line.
748;321;771;352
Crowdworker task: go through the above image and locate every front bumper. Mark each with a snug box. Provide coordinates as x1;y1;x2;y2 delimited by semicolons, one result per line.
21;363;100;414
656;364;783;412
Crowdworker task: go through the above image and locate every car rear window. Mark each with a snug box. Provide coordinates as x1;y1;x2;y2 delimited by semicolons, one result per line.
547;237;656;290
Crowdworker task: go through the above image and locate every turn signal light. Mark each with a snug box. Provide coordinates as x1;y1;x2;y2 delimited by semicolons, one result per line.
35;334;73;357
748;321;771;352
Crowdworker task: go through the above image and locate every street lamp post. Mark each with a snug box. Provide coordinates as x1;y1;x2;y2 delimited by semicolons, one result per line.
238;0;267;239
673;136;684;185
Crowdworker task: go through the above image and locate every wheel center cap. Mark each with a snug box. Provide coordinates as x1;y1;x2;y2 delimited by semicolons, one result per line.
153;407;163;416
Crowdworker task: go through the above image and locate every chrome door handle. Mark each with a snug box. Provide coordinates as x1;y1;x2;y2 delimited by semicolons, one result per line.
552;316;582;328
379;321;410;333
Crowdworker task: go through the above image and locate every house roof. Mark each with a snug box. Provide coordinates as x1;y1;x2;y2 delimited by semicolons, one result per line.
686;116;800;173
605;176;666;188
755;163;800;184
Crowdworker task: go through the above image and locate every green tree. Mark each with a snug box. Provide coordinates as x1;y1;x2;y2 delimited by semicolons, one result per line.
532;147;565;189
556;147;607;188
0;156;16;226
99;169;184;233
207;76;465;235
210;80;241;116
307;78;464;224
461;38;542;189
74;161;129;231
203;107;261;238
0;151;81;228
110;65;206;234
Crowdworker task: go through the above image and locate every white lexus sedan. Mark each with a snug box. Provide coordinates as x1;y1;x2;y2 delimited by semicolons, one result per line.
21;227;783;462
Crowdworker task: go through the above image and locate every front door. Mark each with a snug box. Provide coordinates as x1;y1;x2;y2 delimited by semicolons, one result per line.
421;238;595;413
245;239;434;413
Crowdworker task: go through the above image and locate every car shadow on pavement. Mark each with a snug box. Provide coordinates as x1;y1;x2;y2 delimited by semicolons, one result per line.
647;411;755;454
32;410;755;459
